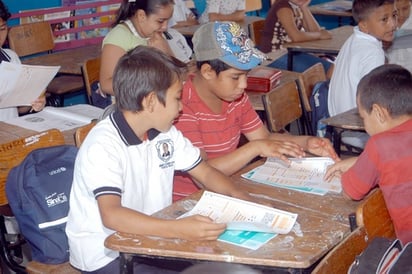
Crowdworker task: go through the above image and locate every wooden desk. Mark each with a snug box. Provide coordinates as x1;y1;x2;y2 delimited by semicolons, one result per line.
322;108;365;155
174;16;265;37
0;121;77;146
309;1;353;26
247;69;301;111
105;160;359;273
284;25;353;71
22;44;101;75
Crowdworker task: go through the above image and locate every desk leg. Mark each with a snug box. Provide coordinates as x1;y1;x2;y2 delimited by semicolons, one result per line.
119;253;134;274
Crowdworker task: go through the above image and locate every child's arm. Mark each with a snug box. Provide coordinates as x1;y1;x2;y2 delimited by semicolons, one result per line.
324;157;358;182
277;5;331;42
97;195;227;241
208;10;245;22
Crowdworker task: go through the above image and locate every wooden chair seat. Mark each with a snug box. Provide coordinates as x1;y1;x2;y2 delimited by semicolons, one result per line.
47;75;84;95
26;261;80;274
74;120;97;148
248;19;265;46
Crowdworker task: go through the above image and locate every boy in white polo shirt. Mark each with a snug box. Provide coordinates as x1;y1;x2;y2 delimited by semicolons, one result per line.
66;45;251;273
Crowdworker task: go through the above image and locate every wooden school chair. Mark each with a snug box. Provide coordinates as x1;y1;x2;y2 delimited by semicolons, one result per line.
262;80;303;134
0;129;79;274
7;21;84;106
248;19;265;46
312;188;395;273
74;120;97;148
81;57;101;105
296;62;327;136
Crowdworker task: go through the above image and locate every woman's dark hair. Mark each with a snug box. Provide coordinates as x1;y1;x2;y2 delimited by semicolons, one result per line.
0;0;11;22
113;45;187;112
113;0;174;26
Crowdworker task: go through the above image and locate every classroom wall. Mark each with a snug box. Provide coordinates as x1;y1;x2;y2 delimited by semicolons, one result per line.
3;0;62;25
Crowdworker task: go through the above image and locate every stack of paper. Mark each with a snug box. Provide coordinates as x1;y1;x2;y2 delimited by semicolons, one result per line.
242;157;342;195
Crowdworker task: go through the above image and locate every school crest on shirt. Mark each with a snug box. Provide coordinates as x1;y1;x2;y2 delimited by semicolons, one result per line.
156;139;174;164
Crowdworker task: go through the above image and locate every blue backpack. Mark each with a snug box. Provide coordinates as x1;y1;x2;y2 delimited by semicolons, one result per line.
309;79;330;137
6;145;78;264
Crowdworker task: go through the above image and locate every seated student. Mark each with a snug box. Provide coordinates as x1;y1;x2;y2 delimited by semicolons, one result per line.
327;0;397;149
387;0;412;72
0;0;45;121
325;64;412;245
259;0;333;73
66;45;253;273
169;0;198;28
173;21;338;201
198;0;245;24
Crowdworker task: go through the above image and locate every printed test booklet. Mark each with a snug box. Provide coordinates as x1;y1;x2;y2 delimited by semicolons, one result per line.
0;62;60;108
6;104;104;132
242;157;342;195
179;191;298;249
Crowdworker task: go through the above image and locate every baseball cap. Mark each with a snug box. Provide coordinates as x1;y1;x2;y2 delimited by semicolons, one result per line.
192;21;266;70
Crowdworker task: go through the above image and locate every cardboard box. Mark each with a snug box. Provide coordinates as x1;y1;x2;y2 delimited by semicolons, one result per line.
246;67;282;93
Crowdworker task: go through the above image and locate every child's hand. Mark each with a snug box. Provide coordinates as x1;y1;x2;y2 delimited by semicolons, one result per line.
253;139;305;164
324;157;358;182
306;137;339;161
176;215;226;241
319;29;332;40
148;31;173;56
31;95;46;112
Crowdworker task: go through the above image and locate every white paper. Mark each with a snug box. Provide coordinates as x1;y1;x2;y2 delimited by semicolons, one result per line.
0;62;60;108
242;157;342;195
179;191;298;234
5;104;103;132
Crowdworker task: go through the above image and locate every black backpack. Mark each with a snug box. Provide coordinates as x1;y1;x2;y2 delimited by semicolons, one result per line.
6;145;78;264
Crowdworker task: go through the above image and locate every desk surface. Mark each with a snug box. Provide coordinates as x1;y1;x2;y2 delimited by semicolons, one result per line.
174;16;264;37
105;159;359;271
309;0;352;17
322;108;364;131
285;25;353;54
0;121;77;146
22;44;101;75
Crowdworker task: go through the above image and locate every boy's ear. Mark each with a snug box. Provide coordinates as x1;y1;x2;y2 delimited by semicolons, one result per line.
142;91;157;113
358;20;369;34
372;103;390;124
199;63;217;80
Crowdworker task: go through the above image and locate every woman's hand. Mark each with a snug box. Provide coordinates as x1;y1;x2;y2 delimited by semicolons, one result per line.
31;95;46;112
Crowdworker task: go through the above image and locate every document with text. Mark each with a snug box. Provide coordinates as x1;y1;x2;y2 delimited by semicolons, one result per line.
242;157;342;195
179;191;298;234
0;62;60;108
5;104;103;132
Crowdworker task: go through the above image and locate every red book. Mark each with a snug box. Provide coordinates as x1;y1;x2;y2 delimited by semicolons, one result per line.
245;66;282;93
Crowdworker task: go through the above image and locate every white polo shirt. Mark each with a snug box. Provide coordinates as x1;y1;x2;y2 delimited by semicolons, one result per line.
66;111;201;271
328;27;385;116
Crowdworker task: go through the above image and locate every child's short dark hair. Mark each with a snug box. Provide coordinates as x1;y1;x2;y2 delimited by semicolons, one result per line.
113;45;187;112
0;0;11;22
196;59;232;75
357;64;412;117
352;0;395;22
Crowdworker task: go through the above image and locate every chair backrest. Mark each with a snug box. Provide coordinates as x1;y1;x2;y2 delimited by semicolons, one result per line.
262;80;302;133
246;0;263;13
7;21;55;58
75;120;97;148
248;19;265;46
81;57;101;104
0;129;65;206
311;226;368;274
297;62;327;113
356;188;396;241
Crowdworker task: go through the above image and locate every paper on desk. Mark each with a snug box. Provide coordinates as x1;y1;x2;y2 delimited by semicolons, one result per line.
178;191;298;234
242;157;342;195
5;104;103;132
0;62;60;108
